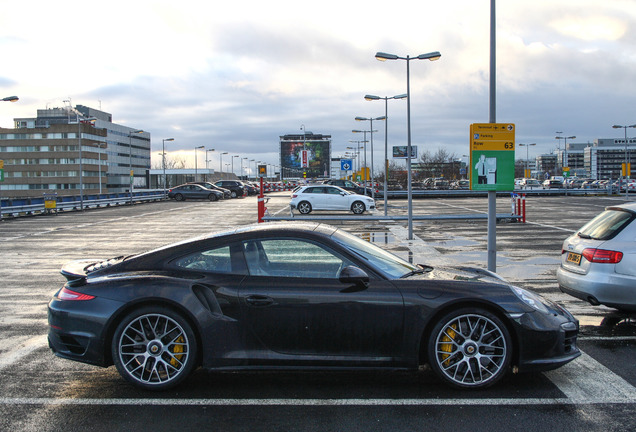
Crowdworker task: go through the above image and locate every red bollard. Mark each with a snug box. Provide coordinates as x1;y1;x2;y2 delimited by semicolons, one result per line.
522;194;526;223
257;177;265;223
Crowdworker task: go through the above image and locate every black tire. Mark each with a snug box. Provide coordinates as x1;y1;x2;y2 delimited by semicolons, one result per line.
208;193;217;202
297;201;312;214
174;193;184;201
230;190;238;198
351;201;365;215
112;306;198;391
427;308;511;389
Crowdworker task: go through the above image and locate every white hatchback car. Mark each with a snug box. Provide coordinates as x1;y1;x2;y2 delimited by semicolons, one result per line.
290;185;375;215
557;202;636;312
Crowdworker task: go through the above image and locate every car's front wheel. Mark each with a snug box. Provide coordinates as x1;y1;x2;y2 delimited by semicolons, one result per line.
351;201;365;214
174;193;184;201
230;191;238;198
112;306;198;391
297;201;312;214
427;308;511;389
208;193;217;201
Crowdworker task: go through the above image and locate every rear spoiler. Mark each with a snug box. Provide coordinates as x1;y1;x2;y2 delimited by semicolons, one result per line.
60;259;101;283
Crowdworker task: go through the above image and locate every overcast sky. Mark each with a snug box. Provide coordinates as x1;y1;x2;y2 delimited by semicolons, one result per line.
1;0;635;174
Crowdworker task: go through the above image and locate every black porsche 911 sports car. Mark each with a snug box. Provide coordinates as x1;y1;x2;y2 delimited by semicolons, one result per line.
48;222;580;390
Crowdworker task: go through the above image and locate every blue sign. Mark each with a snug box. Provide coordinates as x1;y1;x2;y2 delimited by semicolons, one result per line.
341;159;353;171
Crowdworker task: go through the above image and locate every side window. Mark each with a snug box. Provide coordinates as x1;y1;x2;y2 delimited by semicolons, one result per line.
173;245;237;273
242;239;351;278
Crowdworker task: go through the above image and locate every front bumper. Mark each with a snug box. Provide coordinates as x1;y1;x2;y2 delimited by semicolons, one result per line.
510;307;580;373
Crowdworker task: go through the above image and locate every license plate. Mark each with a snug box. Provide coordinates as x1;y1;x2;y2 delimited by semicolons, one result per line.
567;252;582;265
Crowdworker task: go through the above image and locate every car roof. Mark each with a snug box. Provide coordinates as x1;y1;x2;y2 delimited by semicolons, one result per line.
607;202;636;214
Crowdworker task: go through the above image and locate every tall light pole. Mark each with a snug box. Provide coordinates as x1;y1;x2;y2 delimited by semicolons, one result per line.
364;93;407;215
232;155;239;176
612;124;636;198
555;135;575;193
376;50;441;240
220;152;228;174
194;146;204;181
352;130;376;189
128;129;144;205
355;116;386;200
242;157;248;179
518;143;536;178
162;138;174;197
205;149;215;182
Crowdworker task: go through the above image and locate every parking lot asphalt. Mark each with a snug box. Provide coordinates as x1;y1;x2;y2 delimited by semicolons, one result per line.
1;192;635;431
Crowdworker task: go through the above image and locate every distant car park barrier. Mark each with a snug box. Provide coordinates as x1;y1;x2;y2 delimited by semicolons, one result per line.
0;191;165;219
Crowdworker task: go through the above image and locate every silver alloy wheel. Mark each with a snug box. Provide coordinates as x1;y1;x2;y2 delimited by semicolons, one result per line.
298;201;312;214
117;313;191;387
431;313;509;388
351;201;365;214
174;193;184;201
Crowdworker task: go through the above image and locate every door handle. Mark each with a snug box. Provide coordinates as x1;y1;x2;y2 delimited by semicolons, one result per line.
245;295;274;307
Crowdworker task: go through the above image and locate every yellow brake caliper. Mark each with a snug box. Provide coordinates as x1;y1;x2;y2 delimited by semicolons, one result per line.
170;336;185;367
440;324;457;366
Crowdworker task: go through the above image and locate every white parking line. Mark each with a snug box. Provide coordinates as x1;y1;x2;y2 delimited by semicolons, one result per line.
0;335;48;372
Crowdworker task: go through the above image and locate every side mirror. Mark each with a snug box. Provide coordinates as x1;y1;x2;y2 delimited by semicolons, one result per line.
339;266;369;285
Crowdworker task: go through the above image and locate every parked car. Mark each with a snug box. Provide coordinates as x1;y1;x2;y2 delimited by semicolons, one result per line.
566;178;584;189
189;182;231;199
542;179;563;189
322;179;371;196
557;202;636;311
290;185;375;214
48;222;580;391
520;178;541;189
167;184;224;201
619;179;636;192
214;180;247;198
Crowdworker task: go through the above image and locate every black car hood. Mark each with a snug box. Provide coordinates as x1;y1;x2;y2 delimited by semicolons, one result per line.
409;264;509;285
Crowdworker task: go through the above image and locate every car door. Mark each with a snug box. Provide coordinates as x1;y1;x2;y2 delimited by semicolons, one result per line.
302;186;327;210
237;237;404;363
323;186;347;210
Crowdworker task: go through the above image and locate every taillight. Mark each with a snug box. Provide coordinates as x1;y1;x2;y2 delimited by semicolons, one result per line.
291;194;297;198
57;287;95;301
582;248;623;264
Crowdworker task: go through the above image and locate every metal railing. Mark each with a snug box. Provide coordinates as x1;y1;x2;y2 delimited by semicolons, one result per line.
0;191;165;219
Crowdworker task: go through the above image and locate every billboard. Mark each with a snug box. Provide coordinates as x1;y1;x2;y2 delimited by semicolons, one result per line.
392;145;418;159
280;134;331;179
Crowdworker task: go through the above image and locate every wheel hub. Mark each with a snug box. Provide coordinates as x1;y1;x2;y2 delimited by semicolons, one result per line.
462;341;479;357
147;340;163;356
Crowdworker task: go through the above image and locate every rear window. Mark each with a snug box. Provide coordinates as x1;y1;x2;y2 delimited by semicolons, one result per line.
578;208;635;240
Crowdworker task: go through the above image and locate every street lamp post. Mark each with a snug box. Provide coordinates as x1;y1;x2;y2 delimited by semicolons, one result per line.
612;124;636;198
352;130;375;189
220;152;228;174
518;143;536;178
242;157;248;178
555;135;575;194
128;129;144;205
232;155;239;176
194;146;204;181
162;138;174;198
206;149;215;181
376;50;441;240
355;116;386;200
1;96;18;102
364;94;407;215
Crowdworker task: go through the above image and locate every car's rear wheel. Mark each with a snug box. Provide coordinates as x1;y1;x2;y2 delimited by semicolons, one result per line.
174;193;184;201
351;201;365;214
297;201;312;214
208;193;217;201
112;306;198;391
230;191;237;198
427;308;511;389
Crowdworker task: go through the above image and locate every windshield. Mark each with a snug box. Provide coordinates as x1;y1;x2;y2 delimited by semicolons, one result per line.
578;208;635;241
331;229;419;279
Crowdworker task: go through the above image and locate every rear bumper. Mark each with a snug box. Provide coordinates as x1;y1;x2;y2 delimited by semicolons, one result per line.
557;266;636;311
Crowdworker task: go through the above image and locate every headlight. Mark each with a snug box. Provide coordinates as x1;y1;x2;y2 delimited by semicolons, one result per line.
511;286;551;314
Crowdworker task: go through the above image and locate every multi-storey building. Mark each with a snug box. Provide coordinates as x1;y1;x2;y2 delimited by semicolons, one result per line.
0;105;150;198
